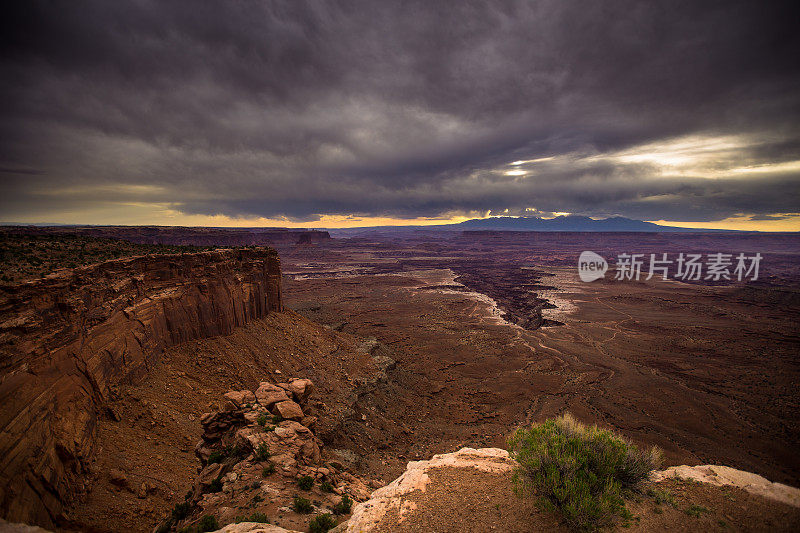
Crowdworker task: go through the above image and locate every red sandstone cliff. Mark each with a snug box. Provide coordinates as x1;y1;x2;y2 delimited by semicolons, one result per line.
0;248;282;527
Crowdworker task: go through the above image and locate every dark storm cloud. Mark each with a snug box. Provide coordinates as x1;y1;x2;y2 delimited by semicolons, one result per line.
1;0;799;223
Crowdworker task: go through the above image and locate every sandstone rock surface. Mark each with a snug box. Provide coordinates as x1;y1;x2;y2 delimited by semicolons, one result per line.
223;390;257;408
334;447;512;532
210;523;300;533
0;249;282;527
272;400;304;421
255;383;290;406
651;464;800;508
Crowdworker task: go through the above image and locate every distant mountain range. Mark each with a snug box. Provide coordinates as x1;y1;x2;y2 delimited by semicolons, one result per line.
448;215;722;232
329;215;735;236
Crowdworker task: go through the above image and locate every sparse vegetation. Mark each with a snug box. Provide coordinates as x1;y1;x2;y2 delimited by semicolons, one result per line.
647;487;676;508
331;493;352;515
207;449;226;464
256;443;271;461
320;481;334;493
171;501;192;520
309;513;337;533
298;475;315;491
208;477;223;493
685;504;709;518
272;414;283;424
197;515;219;532
256;413;276;431
292;495;314;514
0;233;218;283
508;413;662;530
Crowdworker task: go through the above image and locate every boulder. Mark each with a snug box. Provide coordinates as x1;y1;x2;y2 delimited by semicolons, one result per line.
255;383;289;407
223;390;256;408
271;400;304;421
287;379;314;404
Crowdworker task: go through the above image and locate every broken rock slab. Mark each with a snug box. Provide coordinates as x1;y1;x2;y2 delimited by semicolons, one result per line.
255;383;290;407
271;400;304;421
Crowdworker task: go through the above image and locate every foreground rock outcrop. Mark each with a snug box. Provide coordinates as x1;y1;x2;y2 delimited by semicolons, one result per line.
651;464;800;508
333;448;800;532
157;378;369;533
0;249;282;527
333;448;513;532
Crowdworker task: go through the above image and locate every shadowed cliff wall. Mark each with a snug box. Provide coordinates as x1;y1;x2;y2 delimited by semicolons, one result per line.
0;248;282;527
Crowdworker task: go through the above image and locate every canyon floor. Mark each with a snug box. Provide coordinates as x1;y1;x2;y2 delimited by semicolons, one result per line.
280;232;800;490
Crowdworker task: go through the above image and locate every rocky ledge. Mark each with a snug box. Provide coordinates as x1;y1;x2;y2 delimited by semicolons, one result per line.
651;464;800;508
156;378;371;533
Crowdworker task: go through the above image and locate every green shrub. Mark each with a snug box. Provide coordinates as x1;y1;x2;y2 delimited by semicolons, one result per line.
298;475;315;491
257;412;270;426
172;501;191;520
208;477;223;493
197;515;219;532
309;513;337;533
292;495;313;514
508;413;661;530
256;443;271;461
272;414;283;424
331;494;352;515
207;450;226;464
239;511;269;523
320;481;334;493
263;462;276;476
647;488;676;508
155;519;173;533
685;504;709;518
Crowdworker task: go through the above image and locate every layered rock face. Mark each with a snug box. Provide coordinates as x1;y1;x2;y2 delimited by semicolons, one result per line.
0;249;282;527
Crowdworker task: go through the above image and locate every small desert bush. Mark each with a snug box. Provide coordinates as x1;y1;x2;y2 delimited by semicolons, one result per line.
298;475;315;491
320;480;334;493
309;513;337;533
207;477;223;493
685;504;709;517
331;493;352;515
647;487;676;508
257;412;270;426
207;449;226;464
292;495;314;514
171;501;191;520
256;443;271;461
508;413;662;530
197;515;219;532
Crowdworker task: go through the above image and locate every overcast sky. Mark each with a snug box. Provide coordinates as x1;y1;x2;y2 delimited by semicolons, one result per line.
1;1;799;229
